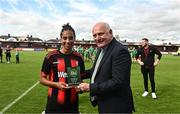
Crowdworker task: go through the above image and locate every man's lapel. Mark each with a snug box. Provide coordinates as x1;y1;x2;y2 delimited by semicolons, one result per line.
91;49;101;75
96;39;116;74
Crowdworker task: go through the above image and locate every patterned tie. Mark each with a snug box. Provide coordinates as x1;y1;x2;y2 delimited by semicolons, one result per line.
91;49;104;83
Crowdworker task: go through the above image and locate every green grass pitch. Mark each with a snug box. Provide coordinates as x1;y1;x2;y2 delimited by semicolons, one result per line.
0;51;180;113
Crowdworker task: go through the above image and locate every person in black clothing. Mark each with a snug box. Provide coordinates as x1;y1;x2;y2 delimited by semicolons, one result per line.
0;46;3;63
40;23;89;113
5;45;11;63
136;38;162;99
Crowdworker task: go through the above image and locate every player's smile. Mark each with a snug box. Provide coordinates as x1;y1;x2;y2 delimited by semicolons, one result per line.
61;30;75;54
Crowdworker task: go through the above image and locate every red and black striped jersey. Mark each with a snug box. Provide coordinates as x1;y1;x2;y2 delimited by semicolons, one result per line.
41;50;86;112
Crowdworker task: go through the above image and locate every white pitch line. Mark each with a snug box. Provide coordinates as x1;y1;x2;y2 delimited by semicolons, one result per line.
0;81;39;114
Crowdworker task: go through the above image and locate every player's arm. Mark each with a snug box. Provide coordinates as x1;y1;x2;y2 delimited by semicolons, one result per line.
40;55;67;90
153;47;162;66
40;72;67;90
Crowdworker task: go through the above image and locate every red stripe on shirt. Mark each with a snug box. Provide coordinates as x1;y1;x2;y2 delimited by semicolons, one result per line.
57;58;66;104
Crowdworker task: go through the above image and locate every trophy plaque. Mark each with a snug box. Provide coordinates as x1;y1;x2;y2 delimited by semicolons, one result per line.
67;66;81;87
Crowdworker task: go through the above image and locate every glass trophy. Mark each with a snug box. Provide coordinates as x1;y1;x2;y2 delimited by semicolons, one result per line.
67;66;81;87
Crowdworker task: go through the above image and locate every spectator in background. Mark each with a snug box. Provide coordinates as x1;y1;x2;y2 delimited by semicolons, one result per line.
84;47;89;61
88;46;94;61
15;50;20;64
5;45;11;63
77;45;84;56
0;46;3;63
131;47;137;62
136;38;162;99
92;47;98;62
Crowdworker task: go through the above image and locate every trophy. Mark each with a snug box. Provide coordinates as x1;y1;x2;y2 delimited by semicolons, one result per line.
67;66;81;87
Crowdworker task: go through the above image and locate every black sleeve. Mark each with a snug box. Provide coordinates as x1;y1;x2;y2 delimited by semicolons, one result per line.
41;56;51;74
154;47;162;60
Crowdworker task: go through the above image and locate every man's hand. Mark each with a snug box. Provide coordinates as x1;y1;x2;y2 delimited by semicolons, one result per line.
74;86;83;93
137;60;144;66
78;83;90;92
154;59;160;67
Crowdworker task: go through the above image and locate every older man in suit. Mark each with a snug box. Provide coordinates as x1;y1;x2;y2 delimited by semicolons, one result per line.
79;22;135;113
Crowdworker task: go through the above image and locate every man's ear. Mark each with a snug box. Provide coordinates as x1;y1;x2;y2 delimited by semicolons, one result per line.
109;29;113;35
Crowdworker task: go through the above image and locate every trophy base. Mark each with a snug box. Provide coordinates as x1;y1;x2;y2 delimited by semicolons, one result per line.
67;83;80;88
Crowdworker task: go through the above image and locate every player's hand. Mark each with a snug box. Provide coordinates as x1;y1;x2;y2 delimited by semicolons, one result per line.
56;82;68;90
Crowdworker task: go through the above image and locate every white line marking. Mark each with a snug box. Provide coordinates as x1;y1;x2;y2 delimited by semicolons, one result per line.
0;81;39;114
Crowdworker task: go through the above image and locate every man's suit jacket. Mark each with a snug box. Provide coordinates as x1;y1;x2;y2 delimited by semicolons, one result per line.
90;38;134;113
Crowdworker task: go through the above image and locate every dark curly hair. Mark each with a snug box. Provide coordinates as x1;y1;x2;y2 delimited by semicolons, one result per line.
60;23;76;39
142;38;149;42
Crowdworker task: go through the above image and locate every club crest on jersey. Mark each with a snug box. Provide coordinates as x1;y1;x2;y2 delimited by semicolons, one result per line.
58;72;67;78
